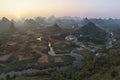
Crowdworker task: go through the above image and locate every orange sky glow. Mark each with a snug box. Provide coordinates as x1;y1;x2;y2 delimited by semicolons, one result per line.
0;0;120;19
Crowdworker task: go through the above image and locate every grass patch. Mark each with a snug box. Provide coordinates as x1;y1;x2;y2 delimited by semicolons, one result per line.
15;76;50;80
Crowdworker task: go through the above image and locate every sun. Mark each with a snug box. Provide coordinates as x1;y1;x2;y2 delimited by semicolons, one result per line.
16;15;20;19
15;14;21;19
14;8;23;19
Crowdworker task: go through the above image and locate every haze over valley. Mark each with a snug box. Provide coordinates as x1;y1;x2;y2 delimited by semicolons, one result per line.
0;0;120;80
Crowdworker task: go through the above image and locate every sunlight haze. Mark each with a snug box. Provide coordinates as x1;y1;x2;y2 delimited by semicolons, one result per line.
0;0;120;19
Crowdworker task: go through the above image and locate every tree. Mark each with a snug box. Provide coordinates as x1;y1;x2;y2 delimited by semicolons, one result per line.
102;46;108;53
6;75;10;80
111;71;119;78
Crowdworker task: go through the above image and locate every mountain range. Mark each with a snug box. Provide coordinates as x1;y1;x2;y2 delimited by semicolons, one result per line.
0;17;120;40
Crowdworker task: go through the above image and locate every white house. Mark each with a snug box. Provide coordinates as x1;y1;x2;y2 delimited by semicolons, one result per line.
48;42;56;56
95;53;108;58
48;47;56;56
36;37;42;41
65;35;78;42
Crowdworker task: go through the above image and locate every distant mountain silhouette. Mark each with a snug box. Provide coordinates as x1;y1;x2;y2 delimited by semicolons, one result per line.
8;20;16;34
70;22;107;43
80;18;90;25
46;24;62;32
0;17;11;33
76;22;105;36
23;19;40;29
0;17;17;34
90;18;120;31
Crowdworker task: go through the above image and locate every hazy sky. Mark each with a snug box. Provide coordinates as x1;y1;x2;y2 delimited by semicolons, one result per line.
0;0;120;19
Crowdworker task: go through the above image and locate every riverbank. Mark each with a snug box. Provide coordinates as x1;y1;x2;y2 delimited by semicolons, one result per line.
0;52;82;79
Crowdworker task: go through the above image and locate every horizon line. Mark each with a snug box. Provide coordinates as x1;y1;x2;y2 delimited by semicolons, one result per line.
0;16;120;21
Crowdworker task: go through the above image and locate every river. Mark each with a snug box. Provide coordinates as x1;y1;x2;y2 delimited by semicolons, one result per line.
0;43;82;78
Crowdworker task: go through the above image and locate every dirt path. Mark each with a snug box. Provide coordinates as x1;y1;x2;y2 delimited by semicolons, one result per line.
18;55;32;61
36;51;48;63
0;54;11;62
54;57;63;62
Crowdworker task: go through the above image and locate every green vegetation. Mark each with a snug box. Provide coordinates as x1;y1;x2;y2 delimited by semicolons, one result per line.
12;48;120;80
49;49;120;80
73;49;91;57
0;55;74;74
0;17;120;80
15;76;50;80
0;27;75;74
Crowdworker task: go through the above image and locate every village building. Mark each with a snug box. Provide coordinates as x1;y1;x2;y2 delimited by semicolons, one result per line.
65;35;78;42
